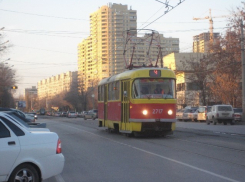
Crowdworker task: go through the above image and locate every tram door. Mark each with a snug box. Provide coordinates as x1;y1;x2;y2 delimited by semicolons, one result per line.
104;84;108;126
121;80;130;131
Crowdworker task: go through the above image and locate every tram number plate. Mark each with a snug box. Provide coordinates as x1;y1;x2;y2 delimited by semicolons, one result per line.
153;109;163;114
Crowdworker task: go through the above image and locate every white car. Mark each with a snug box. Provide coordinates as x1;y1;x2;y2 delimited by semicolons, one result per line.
176;109;184;121
206;105;234;125
0;113;65;182
67;111;77;118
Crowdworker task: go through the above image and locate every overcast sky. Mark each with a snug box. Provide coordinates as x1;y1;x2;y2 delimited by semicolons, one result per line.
0;0;242;96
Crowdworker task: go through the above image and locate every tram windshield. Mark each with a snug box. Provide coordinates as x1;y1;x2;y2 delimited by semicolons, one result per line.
132;78;176;99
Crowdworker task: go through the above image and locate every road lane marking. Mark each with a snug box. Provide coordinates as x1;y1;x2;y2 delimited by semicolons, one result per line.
61;123;240;182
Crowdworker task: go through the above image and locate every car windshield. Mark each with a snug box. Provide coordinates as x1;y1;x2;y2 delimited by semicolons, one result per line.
218;106;232;111
198;107;206;113
132;78;176;99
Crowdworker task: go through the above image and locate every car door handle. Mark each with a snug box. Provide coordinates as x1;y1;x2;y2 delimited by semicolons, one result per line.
8;141;16;145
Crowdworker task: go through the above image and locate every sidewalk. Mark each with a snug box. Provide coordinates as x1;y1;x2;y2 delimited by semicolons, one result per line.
176;121;245;135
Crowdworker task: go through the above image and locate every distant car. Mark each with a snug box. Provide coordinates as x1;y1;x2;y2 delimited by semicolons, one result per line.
192;109;199;122
182;108;197;122
0;112;64;182
46;112;52;116
25;113;36;122
54;112;61;117
196;106;212;122
84;110;98;120
40;108;46;115
233;108;242;122
78;111;88;118
206;105;234;125
67;111;77;118
176;109;184;121
28;112;38;120
61;112;67;117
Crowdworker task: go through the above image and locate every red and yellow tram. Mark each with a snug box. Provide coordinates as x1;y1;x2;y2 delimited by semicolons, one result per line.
98;67;177;136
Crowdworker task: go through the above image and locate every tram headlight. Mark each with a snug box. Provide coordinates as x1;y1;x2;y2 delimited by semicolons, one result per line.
142;110;148;115
168;109;173;115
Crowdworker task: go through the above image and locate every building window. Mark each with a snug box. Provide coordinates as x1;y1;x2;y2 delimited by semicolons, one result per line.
187;82;200;91
177;83;185;92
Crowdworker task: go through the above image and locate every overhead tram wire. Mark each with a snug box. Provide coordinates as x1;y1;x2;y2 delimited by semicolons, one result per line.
140;0;187;30
138;4;166;30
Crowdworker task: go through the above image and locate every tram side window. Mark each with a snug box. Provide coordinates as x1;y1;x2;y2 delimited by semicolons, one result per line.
98;86;101;101
108;82;119;101
101;85;104;101
114;81;119;100
98;86;104;101
108;83;112;100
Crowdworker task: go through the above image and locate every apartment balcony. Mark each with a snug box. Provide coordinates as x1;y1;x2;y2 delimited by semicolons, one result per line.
115;14;123;18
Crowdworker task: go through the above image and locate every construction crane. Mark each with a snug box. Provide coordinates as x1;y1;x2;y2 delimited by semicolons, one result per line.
193;9;228;40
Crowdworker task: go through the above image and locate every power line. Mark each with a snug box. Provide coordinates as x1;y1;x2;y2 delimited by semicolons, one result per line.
14;45;77;55
0;8;89;21
3;29;86;39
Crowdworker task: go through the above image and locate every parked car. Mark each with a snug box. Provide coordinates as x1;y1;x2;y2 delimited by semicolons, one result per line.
0;112;64;182
61;112;67;117
54;112;61;117
79;111;88;118
27;112;38;120
191;109;199;122
84;110;98;120
91;109;98;118
176;109;184;121
46;111;52;116
67;111;77;118
233;108;242;122
0;108;37;124
182;107;198;122
25;113;36;122
206;105;234;125
196;106;212;122
0;111;48;130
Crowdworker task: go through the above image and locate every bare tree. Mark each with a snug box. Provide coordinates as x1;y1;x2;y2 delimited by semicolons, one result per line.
206;5;243;107
177;54;214;106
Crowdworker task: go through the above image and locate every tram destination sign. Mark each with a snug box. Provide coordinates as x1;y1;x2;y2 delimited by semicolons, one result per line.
149;70;161;77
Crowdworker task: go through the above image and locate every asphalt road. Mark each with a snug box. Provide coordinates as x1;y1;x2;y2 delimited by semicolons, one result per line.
40;116;245;182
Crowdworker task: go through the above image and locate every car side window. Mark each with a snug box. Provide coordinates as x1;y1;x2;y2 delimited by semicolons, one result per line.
0;116;25;136
0;121;10;138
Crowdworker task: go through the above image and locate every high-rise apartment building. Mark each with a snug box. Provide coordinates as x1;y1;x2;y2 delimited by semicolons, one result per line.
78;3;137;91
193;32;219;53
77;3;179;91
38;71;77;100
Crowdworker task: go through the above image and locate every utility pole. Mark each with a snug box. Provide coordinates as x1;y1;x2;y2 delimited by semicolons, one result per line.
241;19;245;122
92;82;94;109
